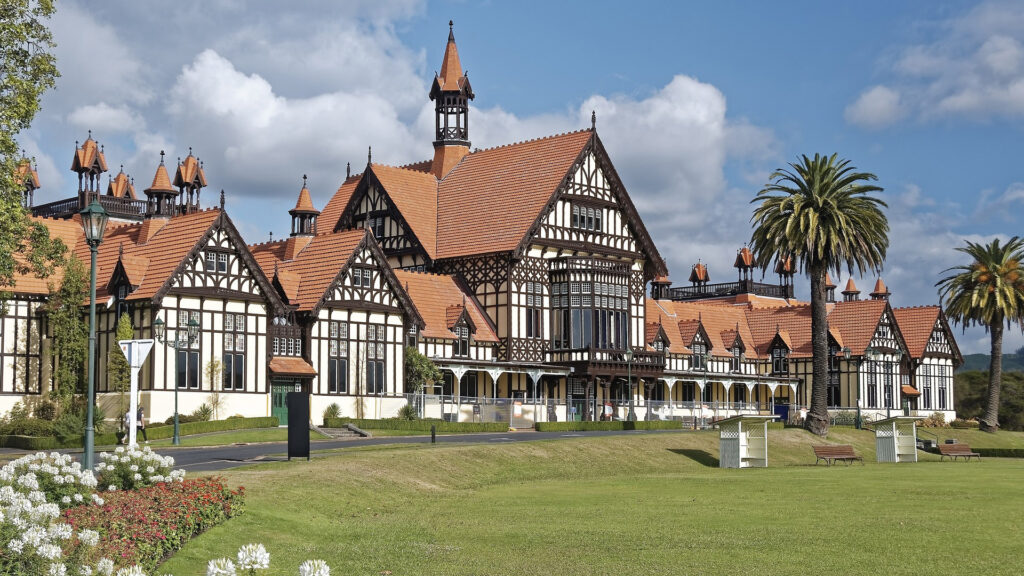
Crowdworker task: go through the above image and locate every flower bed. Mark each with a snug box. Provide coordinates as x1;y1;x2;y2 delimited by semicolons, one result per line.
63;477;245;572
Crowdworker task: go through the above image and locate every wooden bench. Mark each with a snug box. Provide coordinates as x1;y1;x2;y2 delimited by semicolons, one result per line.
813;445;864;466
938;443;981;461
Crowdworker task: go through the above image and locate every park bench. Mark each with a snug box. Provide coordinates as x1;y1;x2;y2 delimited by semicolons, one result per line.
938;443;981;461
813;444;864;466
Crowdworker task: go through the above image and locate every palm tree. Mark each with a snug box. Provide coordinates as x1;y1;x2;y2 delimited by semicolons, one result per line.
750;154;888;436
937;237;1024;432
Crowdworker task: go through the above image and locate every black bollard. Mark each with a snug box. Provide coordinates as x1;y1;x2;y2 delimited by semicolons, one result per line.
431;424;436;444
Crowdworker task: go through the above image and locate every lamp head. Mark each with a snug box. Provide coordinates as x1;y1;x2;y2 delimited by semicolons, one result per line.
624;348;634;362
79;199;109;245
153;317;165;343
186;317;200;344
842;346;852;360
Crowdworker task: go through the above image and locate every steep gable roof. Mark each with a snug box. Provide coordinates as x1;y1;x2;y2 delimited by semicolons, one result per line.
365;164;438;259
319;174;361;232
270;229;365;311
649;298;760;358
435;130;593;259
9;217;85;296
393;269;497;342
893;306;944;359
826;299;889;356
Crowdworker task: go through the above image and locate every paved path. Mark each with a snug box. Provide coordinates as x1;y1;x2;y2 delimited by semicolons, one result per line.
139;429;680;472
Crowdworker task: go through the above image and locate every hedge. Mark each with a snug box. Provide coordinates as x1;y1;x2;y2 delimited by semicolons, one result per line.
325;417;509;433
0;416;279;449
0;434;60;450
534;420;684;432
975;448;1024;458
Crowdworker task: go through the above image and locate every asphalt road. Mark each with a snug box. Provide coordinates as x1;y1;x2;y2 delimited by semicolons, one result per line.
145;429;680;472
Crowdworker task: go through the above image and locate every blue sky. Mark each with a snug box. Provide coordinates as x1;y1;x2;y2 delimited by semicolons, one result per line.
21;1;1024;353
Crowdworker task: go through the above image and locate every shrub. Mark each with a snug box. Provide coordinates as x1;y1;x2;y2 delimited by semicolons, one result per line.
322;403;341;422
397;403;418;421
0;418;55;437
33;398;58;421
0;451;99;510
54;410;87;445
534;420;684;432
192;403;213;422
917;412;949;428
63;477;245;572
95;445;185;491
830;411;859;427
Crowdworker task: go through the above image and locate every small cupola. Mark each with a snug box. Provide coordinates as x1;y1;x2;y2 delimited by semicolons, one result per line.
734;246;754;281
842;278;860;302
825;273;837;303
289;175;320;237
173;147;207;214
71;131;108;195
870;277;891;300
650;275;672;300
16;156;39;208
107;165;137;200
144;151;179;218
689;260;710;292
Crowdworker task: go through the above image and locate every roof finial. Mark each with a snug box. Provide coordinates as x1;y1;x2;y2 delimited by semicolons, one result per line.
367;146;372;165
219;189;225;209
269;231;273;242
591;110;596;131
88;129;92;140
118;242;123;258
159;150;165;165
346;162;351;178
188;146;193;157
119;164;124;173
302;174;308;188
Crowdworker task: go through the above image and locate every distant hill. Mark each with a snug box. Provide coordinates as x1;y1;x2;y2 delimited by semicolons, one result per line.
959;352;1024;373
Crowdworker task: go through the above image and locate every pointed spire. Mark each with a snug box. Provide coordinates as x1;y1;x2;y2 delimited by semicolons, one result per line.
346;162;351;179
118;242;124;259
591;110;596;131
870;277;890;300
367;146;372;165
220;189;226;209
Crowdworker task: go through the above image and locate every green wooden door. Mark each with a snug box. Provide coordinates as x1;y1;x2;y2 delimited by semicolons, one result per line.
271;384;290;426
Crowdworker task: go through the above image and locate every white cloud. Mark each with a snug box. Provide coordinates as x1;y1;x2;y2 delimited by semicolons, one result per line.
67;104;145;133
849;1;1024;126
845;86;904;129
974;182;1024;221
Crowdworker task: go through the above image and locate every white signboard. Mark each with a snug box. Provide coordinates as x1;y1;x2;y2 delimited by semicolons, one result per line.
119;339;155;446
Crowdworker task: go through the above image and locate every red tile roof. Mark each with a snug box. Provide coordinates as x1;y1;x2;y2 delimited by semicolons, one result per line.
174;154;207;188
892;306;941;359
437;25;466;92
650;299;759;357
369;164;438;259
16;160;39;189
394;269;497;342
825;300;889;356
71;137;107;172
9;217;85;296
435;130;593;259
688;262;709;283
319;174;361;232
145;162;175;194
734;247;753;268
271;230;366;311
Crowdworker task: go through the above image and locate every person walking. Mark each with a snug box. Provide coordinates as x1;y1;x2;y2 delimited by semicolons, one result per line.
136;405;148;443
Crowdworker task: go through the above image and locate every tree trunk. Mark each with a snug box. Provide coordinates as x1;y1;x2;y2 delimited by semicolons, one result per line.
981;320;1003;432
805;262;830;437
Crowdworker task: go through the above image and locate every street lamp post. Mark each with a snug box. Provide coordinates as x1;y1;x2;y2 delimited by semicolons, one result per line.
80;199;109;471
625;348;635;421
153;315;200;445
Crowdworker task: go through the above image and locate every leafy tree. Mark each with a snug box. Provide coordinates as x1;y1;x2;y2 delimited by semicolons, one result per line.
955;370;1024;432
47;254;87;408
404;346;441;394
0;0;64;308
107;313;133;430
205;357;225;420
937;237;1024;432
750;153;887;436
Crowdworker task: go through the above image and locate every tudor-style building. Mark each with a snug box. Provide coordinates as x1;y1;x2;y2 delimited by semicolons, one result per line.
0;23;962;427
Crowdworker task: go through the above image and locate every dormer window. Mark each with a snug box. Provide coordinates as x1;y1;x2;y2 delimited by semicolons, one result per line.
730;346;741;372
771;347;789;374
692;341;707;370
454;325;470;357
653;339;664;353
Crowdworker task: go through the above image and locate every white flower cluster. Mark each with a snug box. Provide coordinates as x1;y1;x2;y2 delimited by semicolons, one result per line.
0;483;114;576
0;452;98;510
298;559;330;576
96;446;184;490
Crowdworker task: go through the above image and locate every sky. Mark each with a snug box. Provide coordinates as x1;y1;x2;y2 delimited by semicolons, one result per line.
18;0;1024;354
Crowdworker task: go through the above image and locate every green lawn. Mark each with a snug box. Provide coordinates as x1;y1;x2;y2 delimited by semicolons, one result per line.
158;428;1024;575
142;427;328;448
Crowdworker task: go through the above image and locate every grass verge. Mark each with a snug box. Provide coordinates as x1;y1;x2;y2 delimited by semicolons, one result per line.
159;428;1024;575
